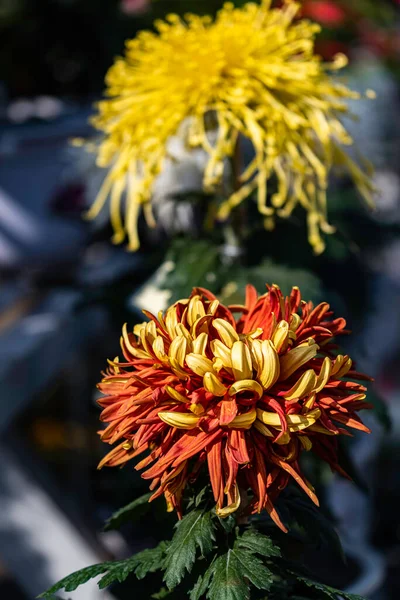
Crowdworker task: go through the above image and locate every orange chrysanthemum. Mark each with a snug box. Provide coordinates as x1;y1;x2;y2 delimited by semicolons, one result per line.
97;285;372;531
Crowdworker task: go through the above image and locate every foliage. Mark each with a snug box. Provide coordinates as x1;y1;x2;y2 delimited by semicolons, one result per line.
40;503;366;600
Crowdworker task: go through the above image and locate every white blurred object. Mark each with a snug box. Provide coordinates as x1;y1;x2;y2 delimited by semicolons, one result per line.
0;446;116;600
129;260;175;315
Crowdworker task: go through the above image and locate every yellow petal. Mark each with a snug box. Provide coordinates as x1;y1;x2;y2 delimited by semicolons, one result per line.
175;323;193;346
275;432;291;445
279;339;319;380
249;338;263;373
254;419;274;437
303;392;316;412
286;408;321;432
272;320;289;352
231;341;253;381
207;300;220;316
215;484;241;518
283;369;317;400
122;323;148;358
259;340;280;389
190;403;205;416
186;353;215;376
314;357;332;392
168;335;188;367
256;408;282;428
153;336;168;362
165;385;188;403
229;379;263;399
213;318;239;348
193;332;208;355
158;411;200;429
203;372;227;396
187;296;206;326
228;409;257;429
247;328;263;339
256;408;320;431
299;436;313;451
165;307;178;339
307;423;338;435
289;313;302;332
211;339;232;365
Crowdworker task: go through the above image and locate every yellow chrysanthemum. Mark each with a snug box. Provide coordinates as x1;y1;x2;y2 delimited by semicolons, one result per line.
87;0;375;253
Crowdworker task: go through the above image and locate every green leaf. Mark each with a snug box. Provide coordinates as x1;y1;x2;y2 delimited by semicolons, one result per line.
163;509;216;589
190;559;216;600
190;531;276;600
217;514;236;534
297;575;366;600
104;492;152;531
205;547;273;600
39;542;168;598
152;587;176;599
236;529;281;559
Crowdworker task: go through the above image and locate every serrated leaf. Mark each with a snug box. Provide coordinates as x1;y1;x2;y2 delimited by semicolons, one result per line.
39;542;168;598
206;547;273;600
190;559;216;600
217;514;236;533
163;509;216;589
104;492;152;531
236;529;281;559
190;530;276;600
297;575;366;600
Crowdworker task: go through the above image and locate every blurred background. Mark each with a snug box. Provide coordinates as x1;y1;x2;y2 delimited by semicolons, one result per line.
1;1;400;599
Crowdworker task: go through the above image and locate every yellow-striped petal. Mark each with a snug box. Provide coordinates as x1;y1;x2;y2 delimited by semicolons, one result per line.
165;307;178;339
207;300;220;316
299;436;313;451
186;353;215;376
259;340;280;389
272;320;289;352
168;335;188;367
203;372;227;396
122;323;148;358
175;323;193;346
279;339;318;380
165;385;188;403
158;411;200;429
289;313;302;332
187;296;206;326
153;336;168;362
229;379;263;399
231;341;253;381
190;403;205;416
228;409;257;429
193;332;208;355
215;484;241;518
211;339;232;369
254;419;274;437
283;369;317;400
314;357;332;392
213;318;239;348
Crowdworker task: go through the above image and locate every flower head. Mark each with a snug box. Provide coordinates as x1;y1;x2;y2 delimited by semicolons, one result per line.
87;0;375;254
97;284;372;530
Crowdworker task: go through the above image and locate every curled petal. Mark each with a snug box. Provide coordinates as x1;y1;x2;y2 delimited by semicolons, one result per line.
204;372;228;396
228;409;257;429
229;379;263;399
186;353;215;376
158;411;200;429
279;339;319;380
